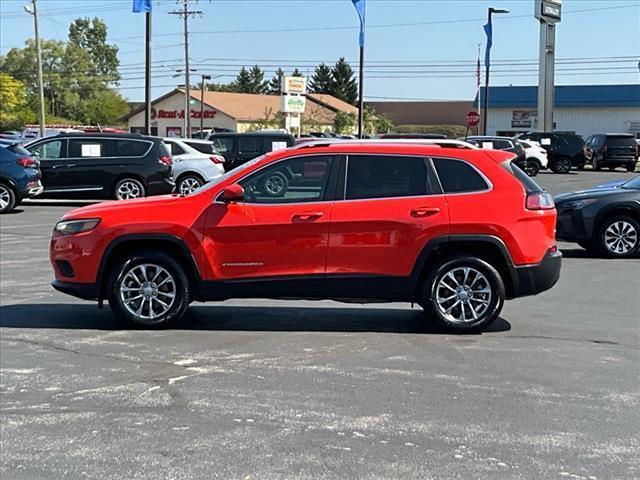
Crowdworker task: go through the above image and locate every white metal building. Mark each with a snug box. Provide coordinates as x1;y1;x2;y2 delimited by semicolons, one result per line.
475;84;640;137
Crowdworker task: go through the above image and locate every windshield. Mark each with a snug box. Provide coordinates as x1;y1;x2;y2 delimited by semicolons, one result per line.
189;155;267;195
621;176;640;189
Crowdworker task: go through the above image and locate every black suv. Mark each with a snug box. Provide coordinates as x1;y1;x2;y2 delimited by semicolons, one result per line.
518;132;587;174
464;136;533;175
25;133;174;200
207;132;295;171
584;133;638;172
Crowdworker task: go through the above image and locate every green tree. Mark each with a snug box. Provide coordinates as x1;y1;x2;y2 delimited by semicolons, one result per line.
235;67;253;93
68;17;119;81
291;68;304;77
331;58;357;105
206;82;239;93
333;111;356;134
309;63;332;94
248;65;268;94
268;68;284;94
0;73;36;130
85;89;129;124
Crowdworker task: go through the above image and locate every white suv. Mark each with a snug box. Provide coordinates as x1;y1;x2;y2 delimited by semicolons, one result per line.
519;139;549;171
163;138;225;194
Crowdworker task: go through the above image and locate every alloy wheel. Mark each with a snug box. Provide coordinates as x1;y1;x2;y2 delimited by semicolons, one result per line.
264;174;285;196
179;177;202;195
119;263;176;323
0;186;10;210
435;267;492;324
117;181;143;200
604;220;638;255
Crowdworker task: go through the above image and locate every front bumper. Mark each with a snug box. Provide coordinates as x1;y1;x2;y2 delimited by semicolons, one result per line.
511;248;562;298
52;280;99;300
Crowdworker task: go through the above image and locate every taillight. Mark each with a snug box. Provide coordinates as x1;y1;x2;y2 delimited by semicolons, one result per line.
210;155;225;164
159;155;172;166
526;192;555;210
16;157;38;168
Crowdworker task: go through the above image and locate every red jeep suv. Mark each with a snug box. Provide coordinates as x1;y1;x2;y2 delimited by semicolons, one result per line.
50;142;561;333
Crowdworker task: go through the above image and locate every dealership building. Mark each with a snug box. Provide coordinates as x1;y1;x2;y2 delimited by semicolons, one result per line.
476;84;640;137
123;88;358;137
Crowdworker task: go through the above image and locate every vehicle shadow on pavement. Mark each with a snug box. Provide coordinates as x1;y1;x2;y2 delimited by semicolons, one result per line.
0;304;511;335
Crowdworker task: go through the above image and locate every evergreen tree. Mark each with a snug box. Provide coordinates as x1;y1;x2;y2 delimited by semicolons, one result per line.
309;63;333;94
291;68;304;77
248;65;268;94
235;67;253;93
268;68;285;94
331;58;358;105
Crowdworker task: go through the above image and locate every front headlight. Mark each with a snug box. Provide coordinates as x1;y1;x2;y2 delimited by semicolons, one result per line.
54;218;101;235
562;198;598;210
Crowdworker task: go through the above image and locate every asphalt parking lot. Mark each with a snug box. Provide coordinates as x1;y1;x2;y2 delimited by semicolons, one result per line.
1;169;638;479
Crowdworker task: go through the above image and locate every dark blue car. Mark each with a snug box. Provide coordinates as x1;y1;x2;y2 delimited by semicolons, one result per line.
0;142;43;213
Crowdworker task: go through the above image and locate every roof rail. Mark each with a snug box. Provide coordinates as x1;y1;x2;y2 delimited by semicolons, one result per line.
292;138;479;150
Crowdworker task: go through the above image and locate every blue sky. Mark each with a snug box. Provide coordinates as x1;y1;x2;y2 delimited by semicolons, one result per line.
1;0;639;102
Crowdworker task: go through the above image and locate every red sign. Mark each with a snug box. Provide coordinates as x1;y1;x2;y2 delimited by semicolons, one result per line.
465;111;480;127
153;109;217;120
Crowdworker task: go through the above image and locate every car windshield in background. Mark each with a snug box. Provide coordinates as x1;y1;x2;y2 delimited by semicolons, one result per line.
185;141;216;154
607;136;636;147
621;176;640;189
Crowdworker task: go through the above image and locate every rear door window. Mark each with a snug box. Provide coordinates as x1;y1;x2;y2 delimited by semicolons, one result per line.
212;137;234;153
345;155;435;200
433;158;488;193
185;141;215;154
239;137;260;155
166;141;185;156
68;139;106;158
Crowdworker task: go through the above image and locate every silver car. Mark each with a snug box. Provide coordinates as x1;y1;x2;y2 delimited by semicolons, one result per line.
163;138;225;194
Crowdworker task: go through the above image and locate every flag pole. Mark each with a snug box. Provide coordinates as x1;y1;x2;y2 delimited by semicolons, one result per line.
358;45;364;138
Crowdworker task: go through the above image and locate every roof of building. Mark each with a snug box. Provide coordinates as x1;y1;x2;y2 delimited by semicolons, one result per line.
473;84;640;108
122;89;356;124
364;101;473;126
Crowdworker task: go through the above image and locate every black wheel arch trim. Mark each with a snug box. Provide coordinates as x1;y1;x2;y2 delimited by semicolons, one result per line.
96;233;203;301
593;203;640;234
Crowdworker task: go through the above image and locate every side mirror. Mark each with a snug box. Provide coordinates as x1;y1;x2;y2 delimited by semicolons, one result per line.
221;184;244;203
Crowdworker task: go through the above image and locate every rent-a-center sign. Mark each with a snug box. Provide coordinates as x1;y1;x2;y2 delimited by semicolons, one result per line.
152;108;217;120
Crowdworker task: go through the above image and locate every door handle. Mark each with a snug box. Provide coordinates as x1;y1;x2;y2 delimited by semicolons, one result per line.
292;211;324;221
411;206;441;217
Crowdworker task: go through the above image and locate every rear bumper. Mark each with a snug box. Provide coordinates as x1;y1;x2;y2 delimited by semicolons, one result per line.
52;280;98;300
511;249;562;298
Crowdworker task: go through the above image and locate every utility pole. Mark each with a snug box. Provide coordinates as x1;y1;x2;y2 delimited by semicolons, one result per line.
200;74;211;136
169;0;202;138
535;0;562;132
26;0;46;137
144;10;152;135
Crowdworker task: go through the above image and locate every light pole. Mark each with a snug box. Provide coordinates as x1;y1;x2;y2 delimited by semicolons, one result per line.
483;7;509;135
200;74;211;136
24;1;45;137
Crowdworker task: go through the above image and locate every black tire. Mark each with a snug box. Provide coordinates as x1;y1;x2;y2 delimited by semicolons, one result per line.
553;157;572;174
177;174;204;195
114;178;146;200
0;183;16;214
419;256;505;334
107;251;190;328
260;171;289;197
524;159;540;177
626;163;637;173
592;154;602;171
596;215;640;259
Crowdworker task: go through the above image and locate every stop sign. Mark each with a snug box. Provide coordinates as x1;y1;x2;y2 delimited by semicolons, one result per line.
466;111;480;127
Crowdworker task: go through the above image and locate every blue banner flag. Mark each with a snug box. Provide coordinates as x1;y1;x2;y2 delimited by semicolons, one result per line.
351;0;366;48
483;19;493;68
132;0;152;13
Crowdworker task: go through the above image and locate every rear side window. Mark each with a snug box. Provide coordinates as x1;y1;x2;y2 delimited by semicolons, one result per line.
185;141;215;154
606;136;635;147
433;158;488;193
346;155;434;200
501;161;544;193
113;140;151;157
